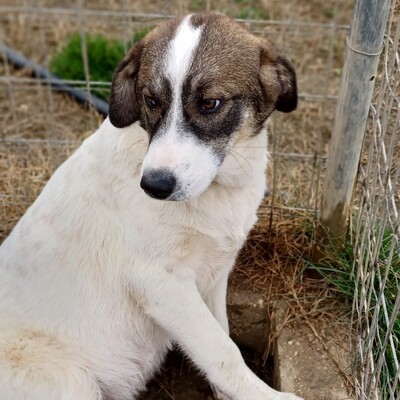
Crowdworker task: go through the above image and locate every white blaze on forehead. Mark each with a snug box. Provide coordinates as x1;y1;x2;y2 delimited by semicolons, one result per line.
166;15;203;90
144;15;205;171
141;16;218;201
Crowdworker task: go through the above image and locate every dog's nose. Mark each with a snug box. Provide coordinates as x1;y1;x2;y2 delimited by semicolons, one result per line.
140;169;177;200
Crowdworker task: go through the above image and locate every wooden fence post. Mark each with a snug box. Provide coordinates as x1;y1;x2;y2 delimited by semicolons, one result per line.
316;0;391;249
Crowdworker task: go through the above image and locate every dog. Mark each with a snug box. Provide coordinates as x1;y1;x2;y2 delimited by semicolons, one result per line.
0;12;302;400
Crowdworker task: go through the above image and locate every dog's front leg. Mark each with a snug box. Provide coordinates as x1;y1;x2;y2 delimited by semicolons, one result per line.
205;274;230;334
205;275;232;400
142;273;303;400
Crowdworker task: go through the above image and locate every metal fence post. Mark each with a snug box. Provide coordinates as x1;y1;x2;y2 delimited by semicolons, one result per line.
318;0;391;242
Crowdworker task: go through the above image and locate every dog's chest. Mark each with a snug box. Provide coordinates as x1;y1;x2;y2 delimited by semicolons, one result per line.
136;191;260;292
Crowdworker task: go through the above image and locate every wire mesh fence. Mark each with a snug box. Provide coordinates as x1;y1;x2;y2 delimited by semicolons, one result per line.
0;0;399;399
350;3;400;398
0;0;354;238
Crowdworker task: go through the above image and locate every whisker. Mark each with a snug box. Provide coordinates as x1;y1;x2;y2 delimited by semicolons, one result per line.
227;149;251;177
228;148;253;171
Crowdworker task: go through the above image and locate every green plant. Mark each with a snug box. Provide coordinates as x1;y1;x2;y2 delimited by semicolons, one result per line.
50;33;125;101
306;226;400;398
190;0;206;11
374;229;400;397
49;28;151;101
305;238;355;302
323;8;334;19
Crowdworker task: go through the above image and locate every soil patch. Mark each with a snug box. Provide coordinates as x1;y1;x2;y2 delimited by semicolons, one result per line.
139;347;273;400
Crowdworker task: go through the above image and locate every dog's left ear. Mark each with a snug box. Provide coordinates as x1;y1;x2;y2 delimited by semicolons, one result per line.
259;43;298;113
109;41;144;128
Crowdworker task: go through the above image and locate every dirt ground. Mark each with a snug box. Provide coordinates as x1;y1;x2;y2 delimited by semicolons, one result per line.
139;347;273;400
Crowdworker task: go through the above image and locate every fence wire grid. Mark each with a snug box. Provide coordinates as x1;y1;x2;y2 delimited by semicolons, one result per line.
0;0;399;399
351;2;400;399
0;0;354;237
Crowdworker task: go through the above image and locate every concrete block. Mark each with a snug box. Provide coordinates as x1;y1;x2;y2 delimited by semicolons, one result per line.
227;287;270;353
273;304;353;400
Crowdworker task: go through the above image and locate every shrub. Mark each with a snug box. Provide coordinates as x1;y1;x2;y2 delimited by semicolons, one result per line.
49;29;150;101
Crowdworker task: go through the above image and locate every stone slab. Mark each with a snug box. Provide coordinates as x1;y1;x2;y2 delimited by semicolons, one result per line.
273;304;354;400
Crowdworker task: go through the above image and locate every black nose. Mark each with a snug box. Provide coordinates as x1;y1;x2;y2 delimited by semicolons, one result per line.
140;169;177;200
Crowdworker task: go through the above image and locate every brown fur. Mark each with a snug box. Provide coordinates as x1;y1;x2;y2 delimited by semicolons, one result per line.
109;13;297;141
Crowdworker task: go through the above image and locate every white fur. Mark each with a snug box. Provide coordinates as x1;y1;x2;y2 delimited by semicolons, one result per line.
0;16;303;400
141;132;221;200
166;14;202;106
0;119;301;400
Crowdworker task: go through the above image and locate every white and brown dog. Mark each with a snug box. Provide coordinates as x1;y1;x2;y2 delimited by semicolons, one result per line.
0;12;302;400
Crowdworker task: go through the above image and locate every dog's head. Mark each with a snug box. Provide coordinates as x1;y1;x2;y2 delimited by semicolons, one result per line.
109;13;297;201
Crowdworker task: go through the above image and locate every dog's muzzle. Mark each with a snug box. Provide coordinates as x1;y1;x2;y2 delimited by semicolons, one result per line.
140;169;177;200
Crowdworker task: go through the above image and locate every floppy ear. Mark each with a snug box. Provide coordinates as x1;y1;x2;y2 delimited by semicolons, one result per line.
259;44;298;113
109;41;144;128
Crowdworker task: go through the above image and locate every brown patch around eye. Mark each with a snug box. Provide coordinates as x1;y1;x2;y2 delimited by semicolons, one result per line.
143;94;158;110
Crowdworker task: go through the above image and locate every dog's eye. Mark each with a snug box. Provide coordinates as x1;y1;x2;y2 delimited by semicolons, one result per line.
144;95;158;110
199;99;222;114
